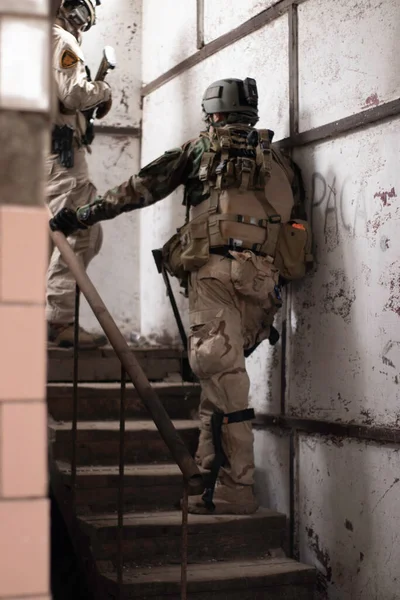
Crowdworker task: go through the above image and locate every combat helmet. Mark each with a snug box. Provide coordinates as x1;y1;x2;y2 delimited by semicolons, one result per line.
202;78;259;126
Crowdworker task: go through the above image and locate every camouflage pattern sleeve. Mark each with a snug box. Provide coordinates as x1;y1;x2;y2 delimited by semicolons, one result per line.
75;137;208;226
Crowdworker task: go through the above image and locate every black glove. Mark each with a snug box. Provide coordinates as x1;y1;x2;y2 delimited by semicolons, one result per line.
49;207;87;237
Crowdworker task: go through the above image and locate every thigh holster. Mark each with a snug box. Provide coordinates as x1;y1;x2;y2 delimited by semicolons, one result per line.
202;408;255;511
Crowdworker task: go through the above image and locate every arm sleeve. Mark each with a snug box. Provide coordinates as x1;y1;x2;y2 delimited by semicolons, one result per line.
77;142;197;226
55;46;111;111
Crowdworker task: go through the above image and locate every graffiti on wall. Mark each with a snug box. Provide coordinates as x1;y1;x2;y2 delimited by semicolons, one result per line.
308;172;400;320
310;172;397;252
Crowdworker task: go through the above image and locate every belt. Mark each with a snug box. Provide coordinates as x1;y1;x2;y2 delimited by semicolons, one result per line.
209;245;267;258
209;245;266;258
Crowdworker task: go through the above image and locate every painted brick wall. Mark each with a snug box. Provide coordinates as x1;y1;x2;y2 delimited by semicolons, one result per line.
0;1;51;598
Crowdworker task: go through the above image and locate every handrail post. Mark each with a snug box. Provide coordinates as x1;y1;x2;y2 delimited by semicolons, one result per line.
181;481;189;600
71;284;80;508
117;367;126;596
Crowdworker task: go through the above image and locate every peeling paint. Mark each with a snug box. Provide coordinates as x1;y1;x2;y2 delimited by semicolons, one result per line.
119;88;130;113
300;437;400;600
380;261;400;318
374;187;396;207
380;235;390;251
345;519;354;532
299;0;400;130
322;269;356;323
306;526;333;583
363;92;380;109
381;340;400;369
360;409;374;426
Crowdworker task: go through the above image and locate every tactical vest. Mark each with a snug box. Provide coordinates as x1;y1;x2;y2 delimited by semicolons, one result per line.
163;124;313;285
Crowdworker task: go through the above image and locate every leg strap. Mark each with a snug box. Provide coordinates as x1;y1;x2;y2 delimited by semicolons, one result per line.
202;408;255;511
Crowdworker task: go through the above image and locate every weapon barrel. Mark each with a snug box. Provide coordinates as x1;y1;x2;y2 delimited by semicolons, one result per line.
95;57;108;82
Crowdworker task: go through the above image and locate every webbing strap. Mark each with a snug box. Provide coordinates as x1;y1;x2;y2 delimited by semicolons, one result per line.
223;408;255;424
256;129;273;186
199;152;215;197
263;219;281;260
199;152;215;182
238;157;255;191
214;213;268;228
208;190;219;214
215;129;231;190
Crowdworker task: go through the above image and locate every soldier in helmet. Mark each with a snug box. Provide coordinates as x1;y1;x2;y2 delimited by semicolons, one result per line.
50;78;312;514
47;0;112;349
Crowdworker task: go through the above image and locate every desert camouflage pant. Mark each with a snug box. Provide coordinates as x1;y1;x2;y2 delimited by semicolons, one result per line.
188;254;278;489
46;147;103;324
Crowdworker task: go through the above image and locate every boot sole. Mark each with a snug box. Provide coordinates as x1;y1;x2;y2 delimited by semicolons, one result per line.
186;497;259;516
188;502;259;515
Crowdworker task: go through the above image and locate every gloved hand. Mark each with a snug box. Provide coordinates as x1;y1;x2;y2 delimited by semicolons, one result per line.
49;207;87;237
96;95;113;120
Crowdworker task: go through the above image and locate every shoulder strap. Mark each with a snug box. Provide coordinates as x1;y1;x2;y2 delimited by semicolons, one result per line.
256;129;273;183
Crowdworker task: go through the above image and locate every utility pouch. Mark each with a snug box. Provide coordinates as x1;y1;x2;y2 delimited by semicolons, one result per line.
51;125;74;169
230;249;279;307
180;219;210;272
162;231;187;287
274;219;313;280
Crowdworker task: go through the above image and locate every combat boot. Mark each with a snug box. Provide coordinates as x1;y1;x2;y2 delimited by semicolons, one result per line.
48;322;107;349
187;481;259;515
195;428;215;470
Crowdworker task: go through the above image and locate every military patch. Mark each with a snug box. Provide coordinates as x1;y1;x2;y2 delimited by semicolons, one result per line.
60;49;79;69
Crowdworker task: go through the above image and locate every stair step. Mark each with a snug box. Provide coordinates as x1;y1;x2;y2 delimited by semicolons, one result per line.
50;420;199;466
79;509;286;565
98;557;316;599
48;347;316;599
57;462;194;513
47;346;186;382
48;381;200;421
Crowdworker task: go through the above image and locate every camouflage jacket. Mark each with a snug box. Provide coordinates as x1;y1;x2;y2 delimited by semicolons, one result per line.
77;129;306;225
77;136;210;225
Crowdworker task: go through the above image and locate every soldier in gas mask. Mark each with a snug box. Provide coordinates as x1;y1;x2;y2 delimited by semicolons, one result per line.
47;0;112;348
50;78;312;514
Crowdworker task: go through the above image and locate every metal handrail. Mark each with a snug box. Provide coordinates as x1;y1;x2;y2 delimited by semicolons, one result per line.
50;229;203;491
50;228;203;599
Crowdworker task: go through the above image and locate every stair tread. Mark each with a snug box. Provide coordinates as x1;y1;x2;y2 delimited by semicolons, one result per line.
57;461;185;478
48;381;199;392
48;346;188;383
51;419;199;431
80;507;284;530
48;345;186;357
100;557;315;584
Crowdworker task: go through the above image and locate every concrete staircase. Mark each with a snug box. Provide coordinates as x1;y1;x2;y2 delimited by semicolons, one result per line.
48;346;316;599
